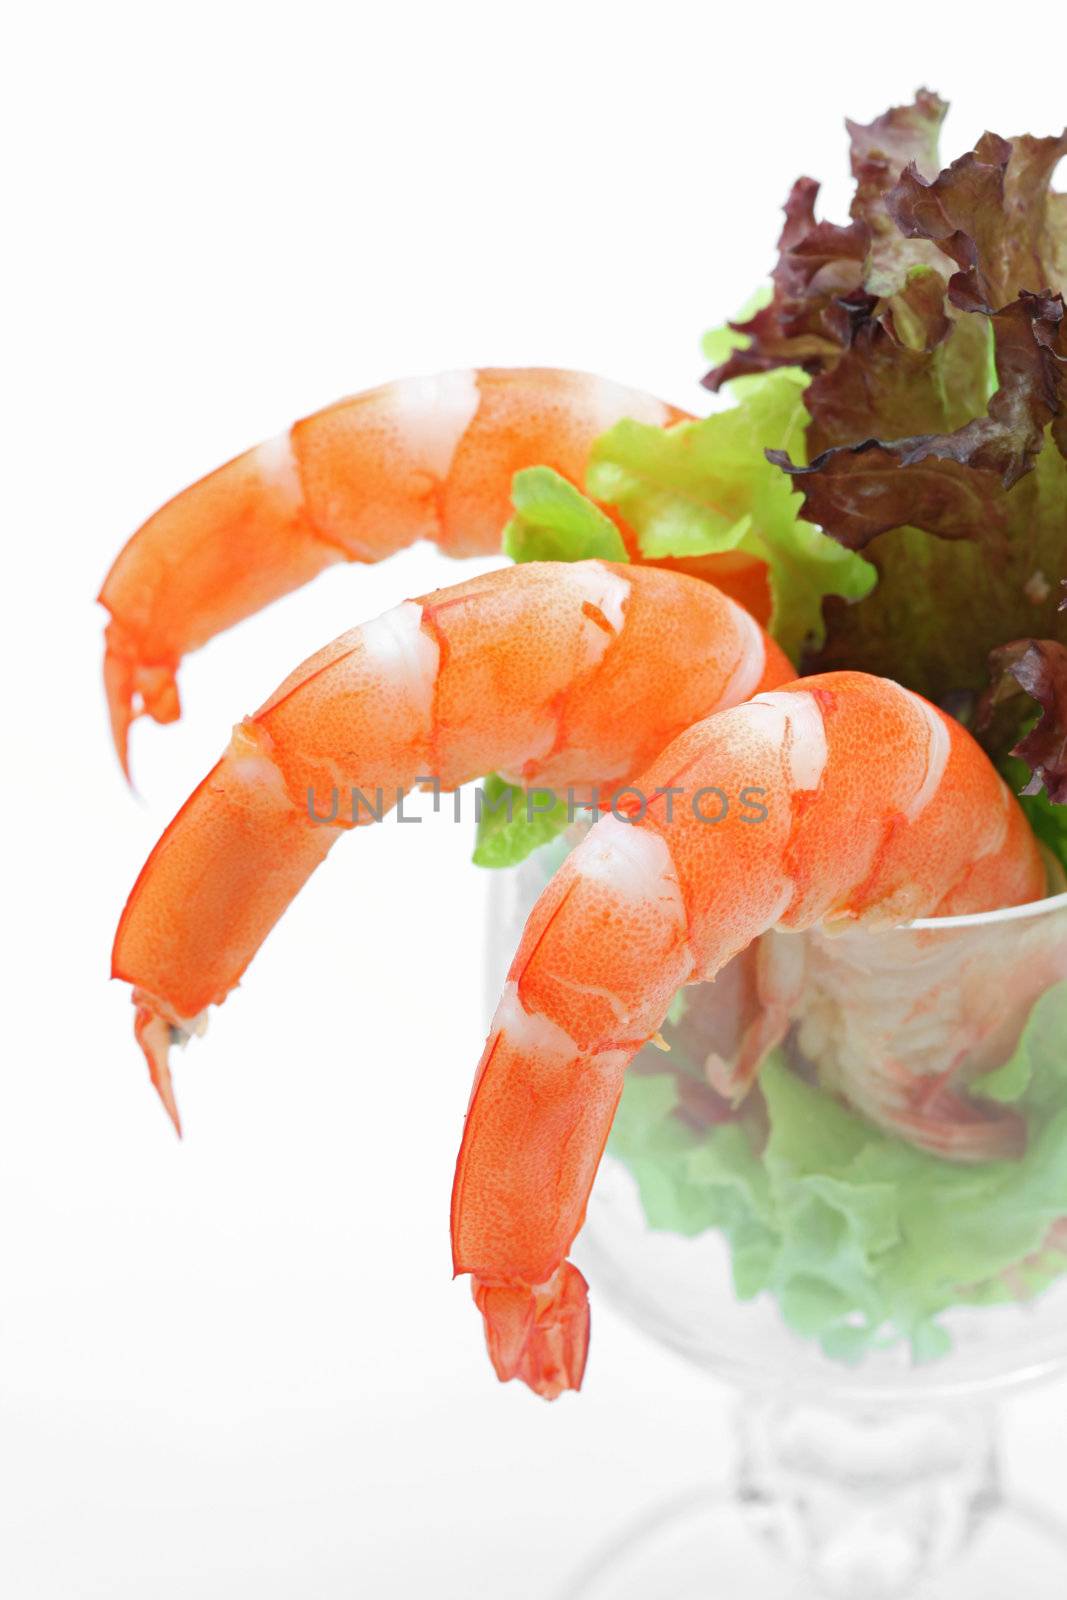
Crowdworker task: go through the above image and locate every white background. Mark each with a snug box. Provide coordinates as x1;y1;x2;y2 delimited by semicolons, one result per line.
5;4;1067;1595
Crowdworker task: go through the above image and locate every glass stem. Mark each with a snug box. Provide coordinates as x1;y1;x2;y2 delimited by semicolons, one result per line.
735;1392;999;1599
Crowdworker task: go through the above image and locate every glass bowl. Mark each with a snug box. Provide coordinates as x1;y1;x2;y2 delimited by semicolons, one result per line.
486;838;1067;1599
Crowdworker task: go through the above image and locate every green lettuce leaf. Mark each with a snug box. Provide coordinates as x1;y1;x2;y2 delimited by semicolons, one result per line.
609;979;1067;1363
503;466;628;565
471;774;572;868
585;366;875;662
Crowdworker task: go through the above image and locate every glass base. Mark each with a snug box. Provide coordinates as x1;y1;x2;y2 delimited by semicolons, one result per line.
564;1490;1067;1600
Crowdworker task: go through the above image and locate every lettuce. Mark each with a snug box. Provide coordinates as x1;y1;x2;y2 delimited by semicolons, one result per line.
985;641;1067;804
471;774;572;868
585;366;875;662
703;91;1067;799
609;980;1067;1363
503;467;628;565
481;94;1067;839
492;334;874;664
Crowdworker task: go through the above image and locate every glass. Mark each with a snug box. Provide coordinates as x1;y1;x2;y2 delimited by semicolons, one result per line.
486;833;1067;1598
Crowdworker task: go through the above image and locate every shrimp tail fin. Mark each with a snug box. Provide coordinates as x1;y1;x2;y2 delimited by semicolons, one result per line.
892;1090;1027;1163
103;629;136;779
132;997;183;1138
104;621;181;779
472;1262;589;1400
705;1005;791;1105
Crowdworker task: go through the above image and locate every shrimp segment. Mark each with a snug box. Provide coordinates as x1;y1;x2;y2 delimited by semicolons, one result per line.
792;906;1067;1161
101;368;752;774
112;561;792;1128
452;674;1045;1397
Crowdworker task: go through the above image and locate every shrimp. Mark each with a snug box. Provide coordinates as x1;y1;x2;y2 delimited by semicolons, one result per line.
98;366;771;775
451;673;1045;1397
112;560;792;1131
789;906;1067;1160
698;920;1037;1159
